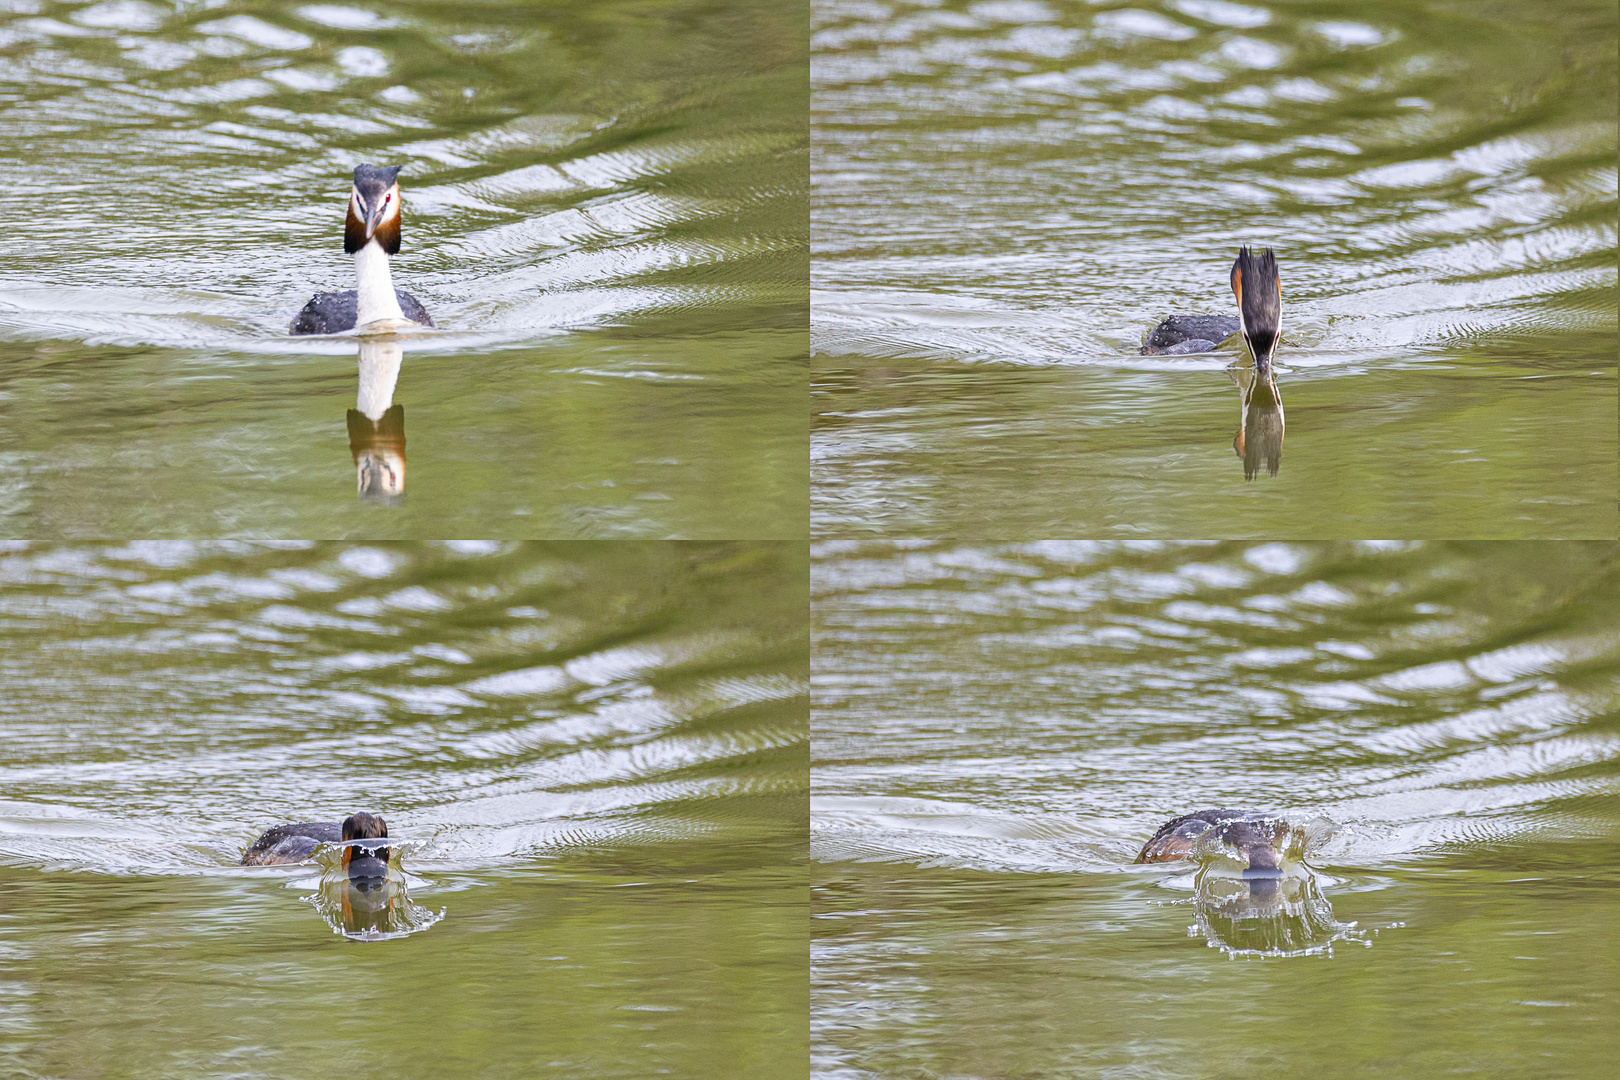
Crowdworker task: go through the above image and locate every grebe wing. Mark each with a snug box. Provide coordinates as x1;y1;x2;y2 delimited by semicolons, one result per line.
396;289;433;327
1141;314;1241;354
290;290;358;335
241;821;344;865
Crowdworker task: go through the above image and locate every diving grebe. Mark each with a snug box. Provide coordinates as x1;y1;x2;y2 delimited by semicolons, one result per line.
241;811;389;870
1229;246;1280;375
1141;246;1281;371
289;165;434;335
1135;808;1291;878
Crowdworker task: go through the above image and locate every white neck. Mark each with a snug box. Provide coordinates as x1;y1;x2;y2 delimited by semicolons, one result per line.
354;239;404;327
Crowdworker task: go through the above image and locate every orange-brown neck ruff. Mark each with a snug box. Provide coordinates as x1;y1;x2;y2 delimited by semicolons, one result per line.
345;205;402;254
371;205;400;255
344;201;368;254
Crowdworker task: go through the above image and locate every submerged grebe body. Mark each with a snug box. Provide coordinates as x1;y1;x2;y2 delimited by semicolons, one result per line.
290;165;433;335
1135;808;1292;877
241;811;390;873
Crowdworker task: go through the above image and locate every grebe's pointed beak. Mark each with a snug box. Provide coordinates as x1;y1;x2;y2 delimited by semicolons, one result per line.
364;189;389;240
1247;332;1278;375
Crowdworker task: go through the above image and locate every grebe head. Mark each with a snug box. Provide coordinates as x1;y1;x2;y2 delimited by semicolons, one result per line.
339;811;389;878
342;812;387;841
1230;246;1280;373
344;164;403;255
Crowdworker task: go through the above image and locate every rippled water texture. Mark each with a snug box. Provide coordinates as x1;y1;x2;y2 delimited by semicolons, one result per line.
812;541;1620;1076
0;0;807;536
0;541;807;1076
812;0;1617;535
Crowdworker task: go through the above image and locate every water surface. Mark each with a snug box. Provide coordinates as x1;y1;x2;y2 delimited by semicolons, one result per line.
0;0;807;536
0;541;808;1077
812;0;1616;535
812;540;1619;1076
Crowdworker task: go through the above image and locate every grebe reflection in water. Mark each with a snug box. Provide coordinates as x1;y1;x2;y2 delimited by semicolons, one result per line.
349;337;406;501
1229;356;1284;479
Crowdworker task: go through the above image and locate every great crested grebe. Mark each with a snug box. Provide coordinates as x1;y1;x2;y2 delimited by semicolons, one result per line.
1135;808;1293;878
1141;246;1281;371
240;811;390;877
1143;248;1285;475
290;165;434;335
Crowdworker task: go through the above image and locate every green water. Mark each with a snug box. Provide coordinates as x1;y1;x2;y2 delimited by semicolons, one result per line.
2;0;1618;1074
813;540;1620;1076
811;0;1617;536
0;0;807;537
814;858;1615;1078
2;869;803;1078
0;541;808;1077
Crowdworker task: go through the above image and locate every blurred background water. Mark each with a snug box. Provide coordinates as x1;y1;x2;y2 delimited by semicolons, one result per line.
812;540;1619;1077
0;0;807;536
0;541;807;1077
812;0;1616;535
